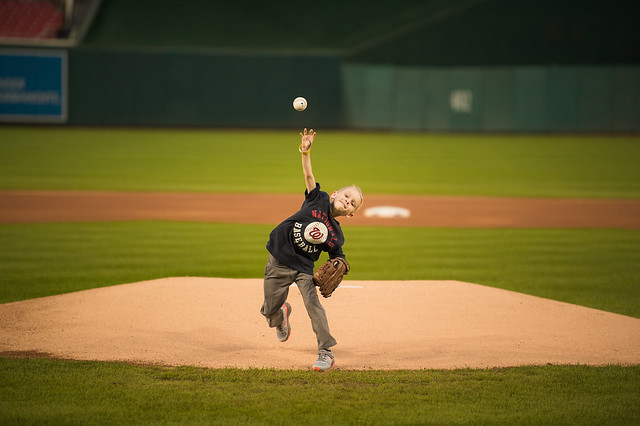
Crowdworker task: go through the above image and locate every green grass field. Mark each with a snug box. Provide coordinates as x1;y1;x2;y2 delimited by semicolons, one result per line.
1;127;639;424
2;127;640;197
1;358;639;425
1;223;639;317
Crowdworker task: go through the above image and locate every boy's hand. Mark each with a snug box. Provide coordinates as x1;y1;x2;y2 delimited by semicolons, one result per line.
300;128;316;152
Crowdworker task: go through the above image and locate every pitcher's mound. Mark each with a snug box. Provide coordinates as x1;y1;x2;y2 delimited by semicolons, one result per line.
1;278;639;370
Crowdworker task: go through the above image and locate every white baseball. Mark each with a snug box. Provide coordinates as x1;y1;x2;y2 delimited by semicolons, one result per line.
304;221;328;244
293;97;307;111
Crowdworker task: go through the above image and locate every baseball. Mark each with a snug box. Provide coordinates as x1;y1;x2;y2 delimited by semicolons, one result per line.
304;221;328;244
293;97;307;111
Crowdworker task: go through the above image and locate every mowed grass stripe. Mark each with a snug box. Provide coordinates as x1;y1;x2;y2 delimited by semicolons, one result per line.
1;127;640;198
1;222;638;318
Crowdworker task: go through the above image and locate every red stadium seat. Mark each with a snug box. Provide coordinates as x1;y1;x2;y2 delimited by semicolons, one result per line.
0;0;64;39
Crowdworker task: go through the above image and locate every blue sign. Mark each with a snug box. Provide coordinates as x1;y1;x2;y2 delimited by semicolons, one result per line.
0;49;67;122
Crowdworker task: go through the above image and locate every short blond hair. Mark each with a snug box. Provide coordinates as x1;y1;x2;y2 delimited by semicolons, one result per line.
338;185;364;213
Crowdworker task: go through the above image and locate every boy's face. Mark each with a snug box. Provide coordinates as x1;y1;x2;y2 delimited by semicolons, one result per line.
330;187;363;218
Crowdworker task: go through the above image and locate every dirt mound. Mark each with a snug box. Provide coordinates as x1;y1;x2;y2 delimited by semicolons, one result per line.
2;278;638;370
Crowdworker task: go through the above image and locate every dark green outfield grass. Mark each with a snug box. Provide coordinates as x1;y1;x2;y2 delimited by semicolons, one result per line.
2;127;640;198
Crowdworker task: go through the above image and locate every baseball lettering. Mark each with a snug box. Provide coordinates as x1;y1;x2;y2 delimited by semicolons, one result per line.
311;210;338;248
293;222;319;253
293;212;340;254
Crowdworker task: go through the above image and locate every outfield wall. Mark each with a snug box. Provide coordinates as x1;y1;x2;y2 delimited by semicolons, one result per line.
67;47;344;128
342;64;640;133
67;47;639;132
2;47;638;132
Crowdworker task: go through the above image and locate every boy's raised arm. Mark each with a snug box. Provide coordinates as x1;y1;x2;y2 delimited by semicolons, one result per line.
300;128;316;193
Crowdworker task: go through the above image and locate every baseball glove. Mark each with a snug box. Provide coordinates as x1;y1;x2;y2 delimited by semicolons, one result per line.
313;257;350;298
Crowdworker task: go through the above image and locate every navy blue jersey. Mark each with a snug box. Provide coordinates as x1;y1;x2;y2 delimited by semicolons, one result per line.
266;183;345;275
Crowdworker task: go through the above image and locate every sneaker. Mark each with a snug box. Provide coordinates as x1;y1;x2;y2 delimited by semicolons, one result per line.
275;302;291;342
313;349;335;372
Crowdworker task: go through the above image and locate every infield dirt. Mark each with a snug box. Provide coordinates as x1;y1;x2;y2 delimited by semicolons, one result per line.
2;190;640;228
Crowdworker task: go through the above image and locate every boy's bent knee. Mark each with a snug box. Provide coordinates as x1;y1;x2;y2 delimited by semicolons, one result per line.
296;275;322;304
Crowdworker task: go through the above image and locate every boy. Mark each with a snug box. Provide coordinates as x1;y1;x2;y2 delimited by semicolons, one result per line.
260;128;363;372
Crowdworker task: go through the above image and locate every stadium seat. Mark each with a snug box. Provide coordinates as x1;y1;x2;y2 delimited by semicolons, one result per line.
0;0;64;39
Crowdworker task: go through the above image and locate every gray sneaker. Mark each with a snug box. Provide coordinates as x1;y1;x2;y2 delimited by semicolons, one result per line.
313;349;335;372
275;302;291;342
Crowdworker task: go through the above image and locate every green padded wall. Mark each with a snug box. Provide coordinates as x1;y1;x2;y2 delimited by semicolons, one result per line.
68;48;344;128
341;64;640;132
66;47;639;132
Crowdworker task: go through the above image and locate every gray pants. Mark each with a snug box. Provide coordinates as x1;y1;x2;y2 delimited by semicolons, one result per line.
260;254;337;349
